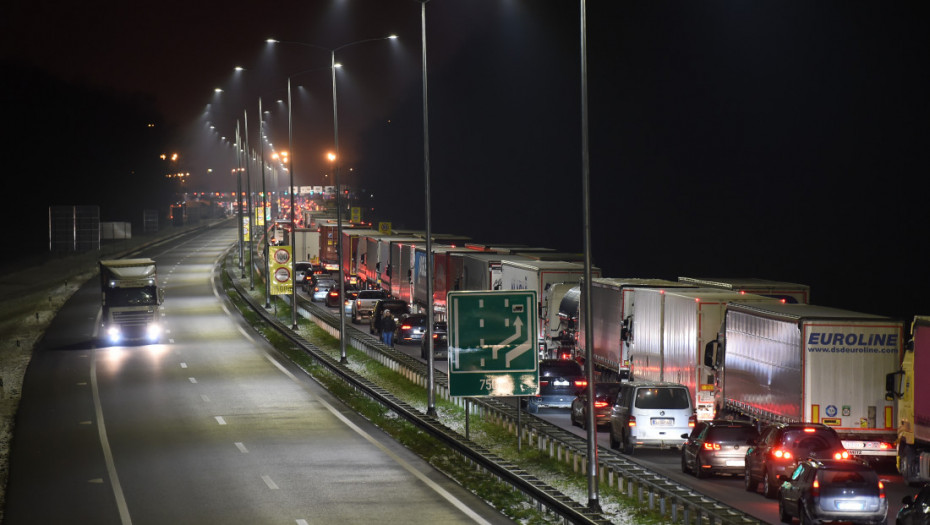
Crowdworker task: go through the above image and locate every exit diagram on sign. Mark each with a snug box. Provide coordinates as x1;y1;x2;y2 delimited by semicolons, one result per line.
451;294;535;373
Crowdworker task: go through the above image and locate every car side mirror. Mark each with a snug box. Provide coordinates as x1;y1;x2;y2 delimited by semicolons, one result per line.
681;433;689;439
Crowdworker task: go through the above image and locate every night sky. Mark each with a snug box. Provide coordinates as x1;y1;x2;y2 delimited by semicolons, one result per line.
2;2;928;320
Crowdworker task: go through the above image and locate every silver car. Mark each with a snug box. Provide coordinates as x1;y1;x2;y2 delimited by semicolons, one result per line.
777;459;887;525
311;278;337;302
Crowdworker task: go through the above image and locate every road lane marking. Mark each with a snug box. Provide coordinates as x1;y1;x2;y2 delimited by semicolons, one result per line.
200;394;211;403
215;416;227;425
180;362;187;368
234;442;249;453
261;475;279;490
90;349;133;525
189;377;197;383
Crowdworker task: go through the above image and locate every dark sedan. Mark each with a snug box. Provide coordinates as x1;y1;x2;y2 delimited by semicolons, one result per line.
395;314;427;345
569;382;621;430
680;420;759;478
777;459;887;525
420;322;448;360
526;359;586;413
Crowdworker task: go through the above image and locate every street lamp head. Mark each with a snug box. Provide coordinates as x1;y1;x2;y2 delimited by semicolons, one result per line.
266;38;279;44
327;152;336;162
234;66;244;71
214;88;223;93
388;35;398;40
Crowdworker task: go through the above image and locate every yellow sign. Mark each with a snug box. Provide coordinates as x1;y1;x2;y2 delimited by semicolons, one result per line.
269;245;293;295
351;207;361;223
255;206;265;226
242;217;250;241
378;221;391;235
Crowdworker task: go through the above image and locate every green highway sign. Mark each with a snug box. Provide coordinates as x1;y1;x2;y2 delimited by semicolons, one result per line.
447;290;539;397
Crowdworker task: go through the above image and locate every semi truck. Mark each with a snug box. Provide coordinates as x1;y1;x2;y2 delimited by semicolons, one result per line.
499;260;600;346
99;258;163;344
707;302;902;463
677;277;811;304
388;240;423;304
629;288;780;421
575;278;695;381
886;316;930;483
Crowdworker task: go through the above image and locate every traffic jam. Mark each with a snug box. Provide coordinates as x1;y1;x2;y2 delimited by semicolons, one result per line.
271;204;928;525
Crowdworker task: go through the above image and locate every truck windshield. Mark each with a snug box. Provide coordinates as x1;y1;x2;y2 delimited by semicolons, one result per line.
107;287;157;307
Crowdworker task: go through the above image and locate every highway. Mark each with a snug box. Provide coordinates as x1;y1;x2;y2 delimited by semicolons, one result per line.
4;225;511;525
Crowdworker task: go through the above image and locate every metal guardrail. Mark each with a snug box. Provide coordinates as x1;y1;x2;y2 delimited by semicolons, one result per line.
231;248;764;525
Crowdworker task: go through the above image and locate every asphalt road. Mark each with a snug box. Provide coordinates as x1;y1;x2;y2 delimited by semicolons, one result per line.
4;225;512;525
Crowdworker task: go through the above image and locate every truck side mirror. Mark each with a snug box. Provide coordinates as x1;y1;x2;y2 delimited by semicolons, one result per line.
885;370;905;400
703;340;719;369
157;288;165;305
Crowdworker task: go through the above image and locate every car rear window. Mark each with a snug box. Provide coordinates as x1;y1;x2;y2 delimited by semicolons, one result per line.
541;361;583;377
819;468;877;485
634;387;690;409
358;290;384;299
782;429;842;454
707;426;758;442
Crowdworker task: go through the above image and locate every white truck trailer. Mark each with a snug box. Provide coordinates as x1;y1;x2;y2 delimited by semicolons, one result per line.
99;258;163;344
677;277;811;304
708;302;903;464
629;288;781;421
576;278;694;381
499;260;600;345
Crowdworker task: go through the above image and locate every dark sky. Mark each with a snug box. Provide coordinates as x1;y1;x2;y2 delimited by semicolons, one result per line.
2;2;928;320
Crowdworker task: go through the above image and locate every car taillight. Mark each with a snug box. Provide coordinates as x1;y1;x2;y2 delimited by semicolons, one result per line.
811;479;820;499
834;450;850;460
803;427;816;433
628;415;636;427
574;379;588;388
559;352;572;360
329;291;338;297
772;448;793;460
594;401;609;408
878;480;885;499
703;442;721;451
539;380;549;387
878;442;893;450
401;324;412;330
688;414;696;428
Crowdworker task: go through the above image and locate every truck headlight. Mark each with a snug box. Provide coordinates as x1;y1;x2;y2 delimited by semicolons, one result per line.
146;323;162;341
107;326;122;343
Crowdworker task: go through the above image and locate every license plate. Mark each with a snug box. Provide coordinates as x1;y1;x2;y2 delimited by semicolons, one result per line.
726;460;745;467
836;500;865;511
553;379;569;386
651;418;674;426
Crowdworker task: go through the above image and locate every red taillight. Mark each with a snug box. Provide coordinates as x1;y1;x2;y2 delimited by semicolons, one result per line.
878;442;893;450
878;480;885;499
703;442;721;451
400;324;412;330
803;427;816;433
594;401;609;408
329;290;338;297
688;414;697;428
773;449;793;460
314;287;320;292
574;379;588;388
811;479;820;499
559;352;572;360
834;450;850;460
628;415;636;427
539;380;549;387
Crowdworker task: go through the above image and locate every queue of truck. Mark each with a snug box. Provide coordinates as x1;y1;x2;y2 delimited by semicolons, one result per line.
271;208;925;479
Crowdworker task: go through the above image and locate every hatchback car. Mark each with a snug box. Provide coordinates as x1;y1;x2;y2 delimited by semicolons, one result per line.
311;278;337;302
777;459;887;525
570;382;621;430
395;314;427;345
325;286;357;308
526;359;586;413
745;422;850;498
680;420;760;478
294;262;313;288
608;381;695;454
420;322;448;360
897;484;930;525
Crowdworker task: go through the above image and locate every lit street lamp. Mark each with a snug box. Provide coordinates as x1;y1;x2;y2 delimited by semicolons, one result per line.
268;34;398;364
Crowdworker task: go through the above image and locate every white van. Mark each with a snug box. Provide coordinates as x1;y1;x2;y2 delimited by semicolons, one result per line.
608;381;695;454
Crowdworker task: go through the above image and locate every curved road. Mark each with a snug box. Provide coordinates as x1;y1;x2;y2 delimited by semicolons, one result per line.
5;225;511;525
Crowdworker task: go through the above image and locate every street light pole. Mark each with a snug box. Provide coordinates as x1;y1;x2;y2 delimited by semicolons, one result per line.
260;97;271;308
236;120;244;276
287;77;298;329
244;109;255;290
419;0;437;418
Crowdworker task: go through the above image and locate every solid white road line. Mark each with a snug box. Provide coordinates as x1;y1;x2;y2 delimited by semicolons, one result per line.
91;350;133;525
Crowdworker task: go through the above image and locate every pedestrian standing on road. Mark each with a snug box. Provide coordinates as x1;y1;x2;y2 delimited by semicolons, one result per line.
381;310;396;347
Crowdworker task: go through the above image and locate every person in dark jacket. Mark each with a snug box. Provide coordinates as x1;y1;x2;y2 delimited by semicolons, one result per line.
381;310;396;346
